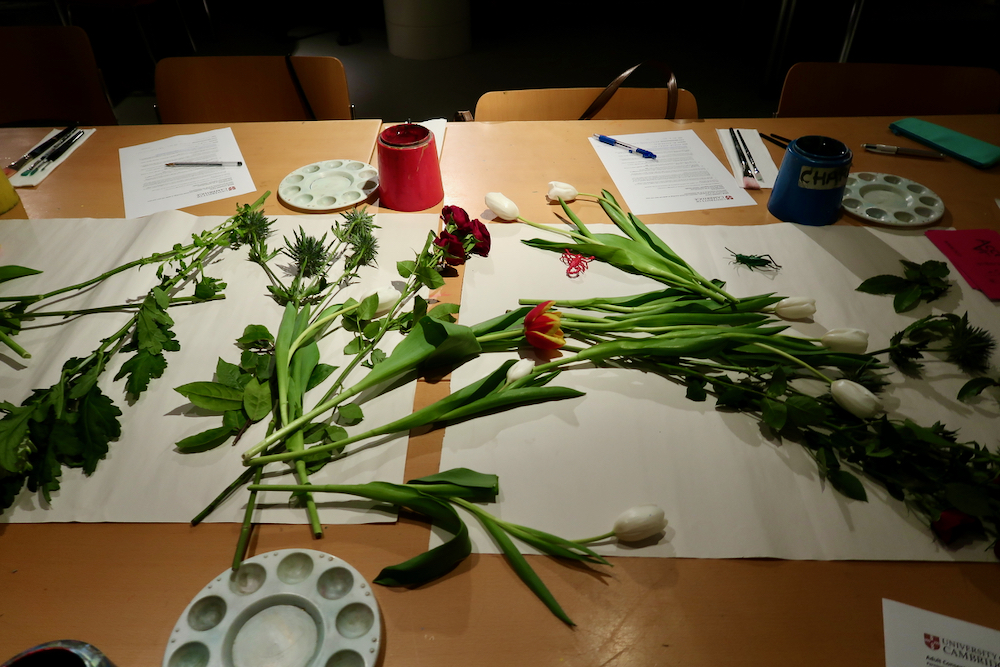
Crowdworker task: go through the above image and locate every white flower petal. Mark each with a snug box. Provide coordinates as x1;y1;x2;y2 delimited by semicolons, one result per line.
830;379;883;418
773;296;816;320
485;192;520;221
546;181;578;202
821;328;869;354
613;504;667;542
505;358;535;383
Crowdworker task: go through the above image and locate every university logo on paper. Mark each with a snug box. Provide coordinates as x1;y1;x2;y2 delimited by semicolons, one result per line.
925;634;941;650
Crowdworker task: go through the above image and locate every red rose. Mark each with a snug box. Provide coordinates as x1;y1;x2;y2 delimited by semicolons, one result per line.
524;300;565;350
930;509;980;545
465;219;491;257
433;230;466;266
441;205;471;229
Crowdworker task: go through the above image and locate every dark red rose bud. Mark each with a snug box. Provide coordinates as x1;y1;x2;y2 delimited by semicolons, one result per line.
433;230;466;266
441;205;471;229
931;509;980;545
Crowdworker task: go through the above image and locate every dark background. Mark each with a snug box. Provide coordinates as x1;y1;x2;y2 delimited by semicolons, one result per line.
2;0;998;121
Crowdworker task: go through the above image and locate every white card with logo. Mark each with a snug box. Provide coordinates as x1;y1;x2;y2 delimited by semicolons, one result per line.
883;599;1000;667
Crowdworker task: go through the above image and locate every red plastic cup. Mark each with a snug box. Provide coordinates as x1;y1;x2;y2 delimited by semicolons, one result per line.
377;123;444;212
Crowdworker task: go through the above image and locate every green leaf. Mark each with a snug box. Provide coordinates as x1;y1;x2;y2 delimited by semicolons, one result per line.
415;266;446;290
684;377;707;402
337;403;365;426
76;386;122;475
176;425;235;453
237;325;274;350
357;292;380;321
958;377;998;402
944;483;993;517
223;410;248;431
428;303;460;322
893;284;923;313
242;378;272;422
396;260;415;279
174;381;245;412
216;357;242;388
828;469;868;501
409;468;500;495
0;404;35;473
0;265;42;284
114;349;168;397
761;398;787;431
343;337;362;355
474;512;574;625
306;363;337;392
785;395;827;427
856;275;910;295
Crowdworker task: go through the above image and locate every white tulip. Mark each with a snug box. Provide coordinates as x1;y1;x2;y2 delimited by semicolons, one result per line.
821;328;869;354
830;379;883;418
773;296;816;320
613;504;667;542
505;358;535;383
369;287;399;318
546;181;578;202
485;192;520;221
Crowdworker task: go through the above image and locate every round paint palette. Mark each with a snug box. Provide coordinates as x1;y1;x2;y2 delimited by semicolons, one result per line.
163;549;381;667
278;160;379;213
841;172;945;227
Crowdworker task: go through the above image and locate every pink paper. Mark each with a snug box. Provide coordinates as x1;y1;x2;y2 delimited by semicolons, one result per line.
926;229;1000;299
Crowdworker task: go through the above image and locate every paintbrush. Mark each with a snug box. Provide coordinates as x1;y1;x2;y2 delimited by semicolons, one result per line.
729;127;760;190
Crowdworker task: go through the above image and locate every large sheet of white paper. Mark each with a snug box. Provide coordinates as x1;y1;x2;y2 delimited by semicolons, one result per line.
590;130;756;214
1;212;437;524
119;128;256;218
437;222;1000;561
883;599;1000;667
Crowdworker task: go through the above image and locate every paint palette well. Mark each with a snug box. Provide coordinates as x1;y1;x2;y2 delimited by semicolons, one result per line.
163;549;381;667
278;160;379;213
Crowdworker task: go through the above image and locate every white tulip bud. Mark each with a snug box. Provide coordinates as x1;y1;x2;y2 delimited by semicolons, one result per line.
613;504;667;542
485;192;520;221
370;288;399;318
830;379;883;418
505;358;535;383
773;296;816;320
546;181;578;202
821;328;869;354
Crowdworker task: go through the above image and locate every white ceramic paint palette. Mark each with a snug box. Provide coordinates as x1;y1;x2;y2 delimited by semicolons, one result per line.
841;172;945;227
278;160;379;213
163;549;381;667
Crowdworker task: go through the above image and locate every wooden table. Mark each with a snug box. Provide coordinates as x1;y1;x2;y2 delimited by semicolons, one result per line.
2;117;999;667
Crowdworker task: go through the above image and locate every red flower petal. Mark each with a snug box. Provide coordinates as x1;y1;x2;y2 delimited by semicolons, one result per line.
524;301;565;350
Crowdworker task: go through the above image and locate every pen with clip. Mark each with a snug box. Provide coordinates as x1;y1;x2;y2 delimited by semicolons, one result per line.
8;125;79;176
862;144;944;159
25;130;85;176
165;161;243;167
593;134;656;159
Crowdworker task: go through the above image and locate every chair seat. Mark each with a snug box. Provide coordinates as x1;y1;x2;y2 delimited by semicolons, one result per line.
473;87;699;122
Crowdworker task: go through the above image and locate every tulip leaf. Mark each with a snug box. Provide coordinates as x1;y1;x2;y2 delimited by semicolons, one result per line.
409;468;499;493
828;469;868;501
475;512;575;626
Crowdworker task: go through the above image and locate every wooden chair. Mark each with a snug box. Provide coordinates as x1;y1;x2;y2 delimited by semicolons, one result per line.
155;56;353;124
776;62;1000;117
473;87;699;121
0;26;118;127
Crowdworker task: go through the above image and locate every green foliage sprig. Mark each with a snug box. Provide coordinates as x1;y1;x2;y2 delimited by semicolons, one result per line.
856;259;951;313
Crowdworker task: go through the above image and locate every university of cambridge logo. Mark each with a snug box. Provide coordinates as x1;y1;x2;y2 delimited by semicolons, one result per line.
925;634;941;650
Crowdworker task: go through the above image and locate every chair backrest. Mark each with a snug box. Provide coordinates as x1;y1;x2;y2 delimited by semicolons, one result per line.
155;56;352;123
473;87;699;122
776;62;1000;117
0;26;118;127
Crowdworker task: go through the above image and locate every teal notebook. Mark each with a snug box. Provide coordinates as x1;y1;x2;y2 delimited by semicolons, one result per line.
889;118;1000;169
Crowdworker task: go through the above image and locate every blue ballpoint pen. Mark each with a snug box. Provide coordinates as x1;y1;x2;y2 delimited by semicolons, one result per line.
594;134;657;159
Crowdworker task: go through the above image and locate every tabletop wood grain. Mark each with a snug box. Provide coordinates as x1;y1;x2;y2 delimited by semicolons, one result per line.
1;116;999;666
